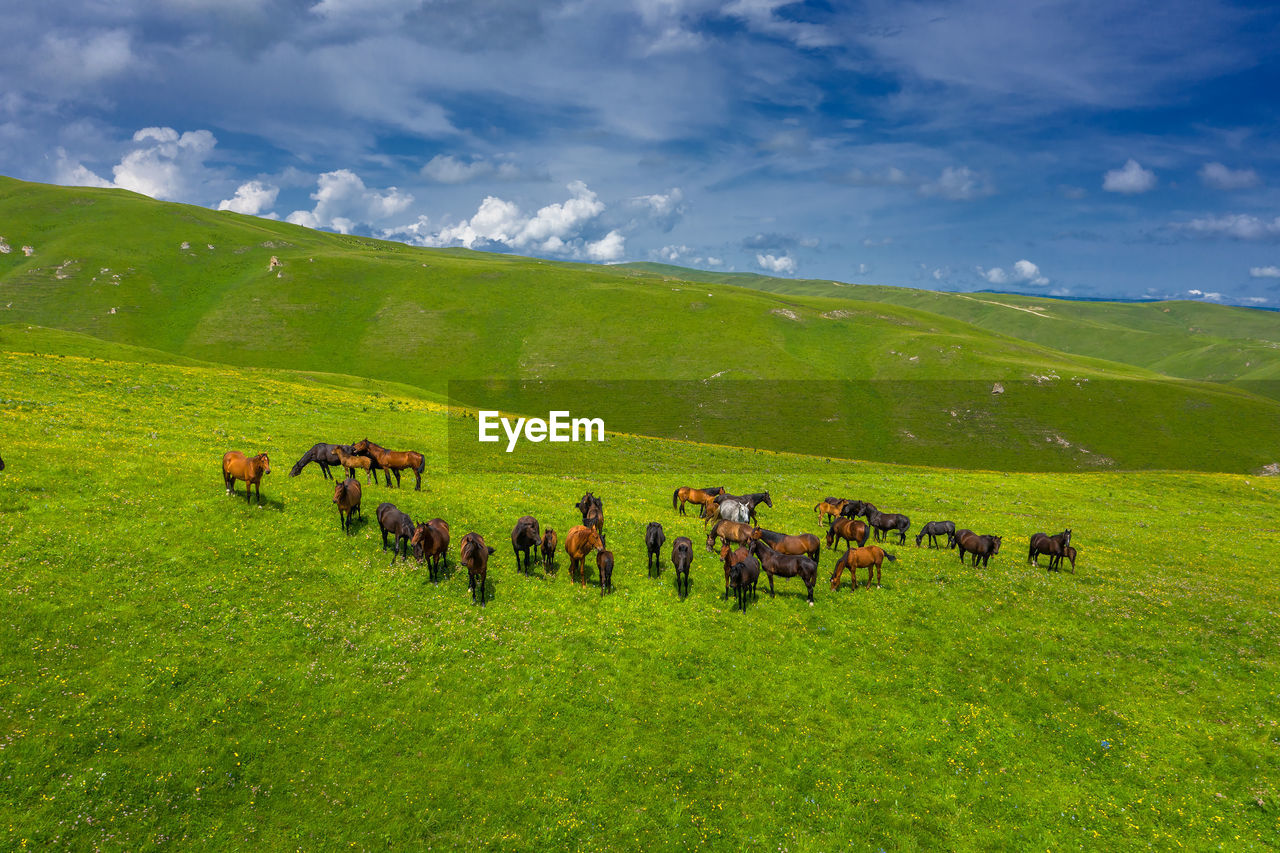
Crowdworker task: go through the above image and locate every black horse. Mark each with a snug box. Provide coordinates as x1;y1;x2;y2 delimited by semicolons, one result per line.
645;522;666;577
916;520;956;548
729;559;761;613
671;536;693;597
1029;529;1072;571
511;515;541;574
865;506;910;545
289;443;360;479
377;502;415;565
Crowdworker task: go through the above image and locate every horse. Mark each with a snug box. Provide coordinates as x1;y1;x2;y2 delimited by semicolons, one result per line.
672;486;725;516
541;528;558;567
1030;529;1072;571
222;451;270;505
411;518;451;581
749;527;820;563
829;545;896;591
750;539;818;604
511;515;541;574
564;525;606;587
645;522;666;577
671;536;693;597
575;491;604;516
332;477;362;534
916;520;956;548
729;559;762;613
825;517;869;552
865;508;910;545
839;499;870;519
955;529;1002;567
596;550;615;596
351;438;426;490
459;532;496;606
814;500;847;524
376;502;415;565
705;519;756;554
289;443;350;480
334;445;376;483
583;503;605;534
718;543;758;601
711;498;751;525
1061;545;1077;573
726;492;771;524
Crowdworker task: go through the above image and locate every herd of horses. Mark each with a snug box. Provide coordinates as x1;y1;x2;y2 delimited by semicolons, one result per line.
221;444;1079;611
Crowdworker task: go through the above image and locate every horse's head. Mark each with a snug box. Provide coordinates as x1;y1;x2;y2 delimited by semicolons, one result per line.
825;527;836;549
749;527;763;540
1062;529;1072;546
991;536;1002;554
762;492;773;508
592;529;606;551
352;439;369;453
256;454;271;475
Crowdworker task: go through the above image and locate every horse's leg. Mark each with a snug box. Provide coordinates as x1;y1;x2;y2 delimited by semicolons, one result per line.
767;572;775;598
414;469;421;491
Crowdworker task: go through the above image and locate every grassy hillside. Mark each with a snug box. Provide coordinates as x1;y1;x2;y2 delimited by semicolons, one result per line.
1;346;1277;849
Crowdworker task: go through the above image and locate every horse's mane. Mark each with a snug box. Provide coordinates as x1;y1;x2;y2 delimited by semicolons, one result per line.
755;528;783;543
289;446;317;475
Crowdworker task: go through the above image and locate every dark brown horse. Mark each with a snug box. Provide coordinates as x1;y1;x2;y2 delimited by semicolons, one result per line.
916;520;956;548
511;515;541;574
672;485;724;516
289;443;351;479
575;491;604;516
411;518;451;581
865;507;910;545
332;477;362;534
1029;529;1072;571
750;539;818;603
222;451;270;505
596;550;615;596
583;503;605;534
955;529;1002;567
377;502;415;565
825;517;869;551
564;525;606;587
750;527;820;563
351;438;426;490
705;519;756;553
459;532;496;606
729;558;762;613
829;545;896;590
718;543;758;601
671;536;693;597
334;445;376;483
645;522;666;577
541;528;558;566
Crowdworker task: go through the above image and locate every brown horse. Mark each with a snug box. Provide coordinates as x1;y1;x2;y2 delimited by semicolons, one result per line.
564;525;606;587
705;519;756;553
411;518;451;581
955;529;1002;567
583;503;605;534
814;500;848;524
222;451;270;505
351;438;426;490
511;515;541;574
1061;545;1077;573
672;485;725;516
541;528;558;566
825;517;869;551
718;543;758;600
596;550;615;596
334;445;376;483
750;527;820;563
749;539;818;603
332;477;362;534
1029;529;1072;571
829;545;896;591
459;532;496;606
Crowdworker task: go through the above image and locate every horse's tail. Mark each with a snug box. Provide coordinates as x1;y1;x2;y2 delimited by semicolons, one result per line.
883;552;897;562
416;452;426;475
673;489;681;510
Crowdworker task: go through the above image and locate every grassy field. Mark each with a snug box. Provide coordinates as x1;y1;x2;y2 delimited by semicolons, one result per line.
1;348;1277;850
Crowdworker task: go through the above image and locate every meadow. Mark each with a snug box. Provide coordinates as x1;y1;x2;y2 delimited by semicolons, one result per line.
1;349;1277;850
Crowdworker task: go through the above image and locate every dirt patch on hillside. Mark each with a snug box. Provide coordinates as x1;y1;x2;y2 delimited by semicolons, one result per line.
771;308;801;321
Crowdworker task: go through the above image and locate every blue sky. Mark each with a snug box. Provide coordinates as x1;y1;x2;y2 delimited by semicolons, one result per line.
5;0;1280;305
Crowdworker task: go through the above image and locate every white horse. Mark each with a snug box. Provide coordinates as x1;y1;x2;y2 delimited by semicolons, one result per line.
718;498;751;524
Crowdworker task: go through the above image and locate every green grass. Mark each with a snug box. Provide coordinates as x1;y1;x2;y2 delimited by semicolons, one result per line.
1;349;1277;849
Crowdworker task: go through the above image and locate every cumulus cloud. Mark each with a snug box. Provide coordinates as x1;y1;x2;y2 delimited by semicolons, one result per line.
1199;162;1260;190
585;230;626;261
421;154;522;184
287;169;413;233
757;253;796;274
53;126;219;201
918;166;993;200
627;187;685;232
1103;159;1157;194
1187;289;1223;301
1250;265;1280;278
979;258;1049;286
1177;213;1280;240
218;180;279;216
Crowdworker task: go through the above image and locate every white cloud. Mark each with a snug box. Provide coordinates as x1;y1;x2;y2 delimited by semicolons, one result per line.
42;29;135;84
1199;162;1260;190
52;126;219;201
1103;159;1156;194
1178;214;1280;240
421;154;522;184
287;169;413;233
586;230;626;261
756;253;796;274
723;0;839;48
1185;289;1222;301
919;166;993;201
1250;265;1280;278
218;180;279;216
979;258;1049;287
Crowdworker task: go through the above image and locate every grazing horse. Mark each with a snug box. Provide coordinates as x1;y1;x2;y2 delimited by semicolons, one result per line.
459;532;496;606
729;559;762;613
750;539;818;603
825;517;870;552
351;439;426;490
864;508;910;545
334;445;376;483
671;536;693;597
289;443;350;480
705;519;756;553
222;451;270;505
718;543;757;600
815;500;847;524
596;550;615;596
645;522;666;577
564;525;606;587
332;477;362;534
749;527;820;563
541;528;558;566
1029;529;1072;571
1061;545;1077;573
377;502;415;565
672;485;725;516
955;529;1002;567
830;546;896;591
916;520;956;548
411;518;451;581
511;515;541;574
